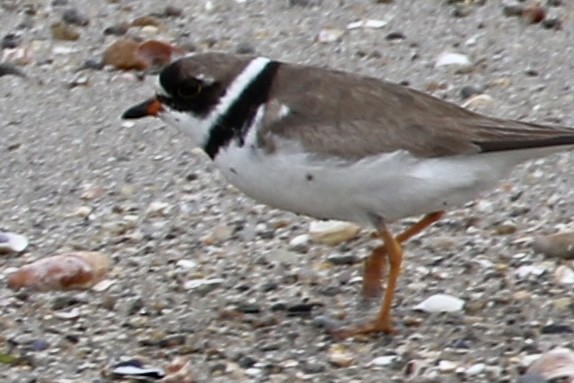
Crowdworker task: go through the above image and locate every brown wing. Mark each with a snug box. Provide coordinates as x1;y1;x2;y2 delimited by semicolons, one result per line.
260;63;574;160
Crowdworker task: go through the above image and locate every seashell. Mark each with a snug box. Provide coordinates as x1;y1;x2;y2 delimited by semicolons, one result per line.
7;251;110;291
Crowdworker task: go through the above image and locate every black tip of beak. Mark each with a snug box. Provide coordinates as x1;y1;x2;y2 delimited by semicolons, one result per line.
122;98;163;119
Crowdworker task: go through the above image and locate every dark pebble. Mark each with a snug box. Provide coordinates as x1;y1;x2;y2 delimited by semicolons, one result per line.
29;339;49;351
311;315;340;331
302;362;326;374
540;324;573;334
62;8;89;26
503;4;524;17
163;5;183;17
185;172;198;181
236;303;262;314
286;302;322;317
103;23;129;36
0;63;25;78
51;0;68;5
127;297;145;316
326;253;358;266
542;17;561;30
525;68;539;76
460;85;483;99
386;31;406;40
289;0;321;6
235;41;256;55
158;334;186;348
52;295;83;310
259;343;281;352
2;33;21;49
210;363;227;374
260;281;278;292
238;355;257;368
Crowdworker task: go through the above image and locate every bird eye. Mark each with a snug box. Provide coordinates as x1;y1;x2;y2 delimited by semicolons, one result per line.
176;79;202;99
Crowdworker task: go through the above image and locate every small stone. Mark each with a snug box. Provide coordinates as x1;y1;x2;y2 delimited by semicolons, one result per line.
0;232;28;253
542;17;562;30
326;253;358;266
368;355;398;367
438;360;457;373
435;52;471;68
460;85;483;100
51;22;80;41
235;41;255;54
328;344;355;367
183;278;224;294
414;294;465;313
289;234;310;253
386;31;405;40
533;231;574;259
555;265;574;285
2;33;21;49
503;3;524;17
347;19;388;29
163;5;183;17
103;38;146;71
202;224;233;244
515;265;546;279
308;220;361;245
62;8;89;26
466;363;486;376
522;4;546;24
540;324;573;334
146;201;171;217
0;63;25;78
131;15;163;28
316;28;345;43
104;22;129;36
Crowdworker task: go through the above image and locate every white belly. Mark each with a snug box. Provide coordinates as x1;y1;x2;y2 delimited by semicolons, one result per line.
213;140;557;226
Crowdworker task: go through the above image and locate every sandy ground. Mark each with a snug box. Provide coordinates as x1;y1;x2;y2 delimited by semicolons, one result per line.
2;0;574;382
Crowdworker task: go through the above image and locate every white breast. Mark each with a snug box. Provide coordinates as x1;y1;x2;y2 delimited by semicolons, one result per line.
213;128;563;226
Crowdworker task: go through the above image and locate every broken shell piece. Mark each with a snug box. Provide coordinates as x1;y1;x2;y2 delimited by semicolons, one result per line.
414;294;465;313
162;357;194;383
309;220;361;245
435;52;471;68
110;359;165;380
0;232;28;253
527;347;574;381
7;251;110;291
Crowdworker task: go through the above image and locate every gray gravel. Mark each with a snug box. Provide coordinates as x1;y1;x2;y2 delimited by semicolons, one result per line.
1;0;574;382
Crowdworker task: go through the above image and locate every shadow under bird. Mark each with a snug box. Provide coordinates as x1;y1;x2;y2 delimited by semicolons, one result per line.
123;52;574;337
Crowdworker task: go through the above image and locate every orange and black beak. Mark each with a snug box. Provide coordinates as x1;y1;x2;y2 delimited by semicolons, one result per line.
122;98;164;119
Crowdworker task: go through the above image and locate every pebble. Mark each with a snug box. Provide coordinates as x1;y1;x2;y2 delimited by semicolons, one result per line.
554;265;574;285
328;344;355;367
183;278;224;294
414;294;465;313
51;22;80;41
104;22;129;36
308;220;361;245
62;8;89;26
466;363;486;376
0;232;29;253
435;52;471;68
316;28;345;43
288;234;310;253
533;231;574;259
368;355;398;367
1;33;21;49
326;252;358;266
347;19;388;30
438;360;458;373
102;38;146;71
146;201;172;217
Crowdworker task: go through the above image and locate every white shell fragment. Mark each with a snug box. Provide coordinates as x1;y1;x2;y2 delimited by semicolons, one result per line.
527;348;574;381
414;294;465;313
368;355;398;367
555;265;574;285
308;220;361;245
0;232;29;253
316;28;345;43
435;52;471;68
347;19;388;30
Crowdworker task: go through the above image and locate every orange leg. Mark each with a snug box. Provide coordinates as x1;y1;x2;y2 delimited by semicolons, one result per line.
334;212;444;338
362;212;444;299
